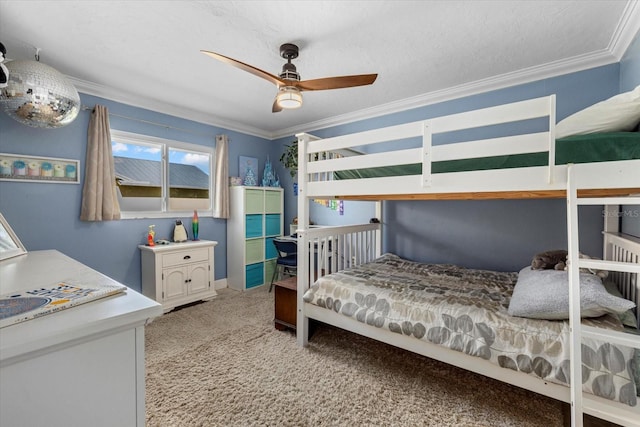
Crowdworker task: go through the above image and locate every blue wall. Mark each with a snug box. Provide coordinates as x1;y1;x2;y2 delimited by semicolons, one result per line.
620;30;640;93
0;93;274;291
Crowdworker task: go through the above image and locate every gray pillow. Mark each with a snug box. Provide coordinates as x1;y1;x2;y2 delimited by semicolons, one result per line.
508;267;636;320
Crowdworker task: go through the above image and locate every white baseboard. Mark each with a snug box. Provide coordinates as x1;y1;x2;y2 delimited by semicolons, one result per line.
214;278;227;290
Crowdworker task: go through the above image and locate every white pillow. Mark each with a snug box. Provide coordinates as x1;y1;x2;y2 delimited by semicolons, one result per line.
508;267;636;320
556;85;640;139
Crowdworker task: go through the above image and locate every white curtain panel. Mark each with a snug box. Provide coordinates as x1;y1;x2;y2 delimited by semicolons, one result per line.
213;134;229;219
80;105;121;221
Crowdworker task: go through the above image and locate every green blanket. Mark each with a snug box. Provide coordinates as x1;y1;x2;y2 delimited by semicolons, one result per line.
334;132;640;179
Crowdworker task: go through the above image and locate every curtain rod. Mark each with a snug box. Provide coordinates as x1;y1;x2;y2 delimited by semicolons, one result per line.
81;105;215;138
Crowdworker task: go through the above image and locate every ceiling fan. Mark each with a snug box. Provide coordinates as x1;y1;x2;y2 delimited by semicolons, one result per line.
201;43;377;113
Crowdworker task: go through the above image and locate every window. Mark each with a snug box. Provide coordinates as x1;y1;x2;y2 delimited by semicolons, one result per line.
111;130;213;218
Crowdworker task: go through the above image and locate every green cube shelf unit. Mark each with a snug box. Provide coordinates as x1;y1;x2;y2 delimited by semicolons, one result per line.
228;186;284;290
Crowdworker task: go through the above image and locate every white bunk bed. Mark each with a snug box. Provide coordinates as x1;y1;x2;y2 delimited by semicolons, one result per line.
293;94;640;427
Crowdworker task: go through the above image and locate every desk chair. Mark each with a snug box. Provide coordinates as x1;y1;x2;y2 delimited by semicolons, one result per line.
269;238;298;292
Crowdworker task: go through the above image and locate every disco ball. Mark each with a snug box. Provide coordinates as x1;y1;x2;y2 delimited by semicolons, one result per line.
0;59;80;128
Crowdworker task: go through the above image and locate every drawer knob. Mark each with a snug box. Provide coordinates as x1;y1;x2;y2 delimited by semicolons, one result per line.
183;255;191;260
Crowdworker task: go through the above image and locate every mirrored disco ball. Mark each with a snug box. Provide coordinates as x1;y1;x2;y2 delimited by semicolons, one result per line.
0;60;80;128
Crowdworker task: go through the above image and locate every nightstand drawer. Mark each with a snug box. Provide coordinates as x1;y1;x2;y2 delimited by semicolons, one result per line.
162;248;209;267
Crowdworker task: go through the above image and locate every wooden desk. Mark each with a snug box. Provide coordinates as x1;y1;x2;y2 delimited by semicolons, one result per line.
0;250;162;427
274;276;297;331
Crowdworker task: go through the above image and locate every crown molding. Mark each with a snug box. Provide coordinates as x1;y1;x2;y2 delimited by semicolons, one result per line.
69;77;272;139
272;49;619;139
608;0;640;60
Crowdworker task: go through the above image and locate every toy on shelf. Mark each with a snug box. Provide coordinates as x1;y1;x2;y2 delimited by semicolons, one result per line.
243;167;257;186
192;210;199;241
262;157;280;187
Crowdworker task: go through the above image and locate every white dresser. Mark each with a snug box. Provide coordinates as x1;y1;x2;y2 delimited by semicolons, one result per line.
139;239;217;312
0;250;162;427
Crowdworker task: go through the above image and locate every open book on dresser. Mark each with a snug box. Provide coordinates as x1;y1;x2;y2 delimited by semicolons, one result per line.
0;281;127;328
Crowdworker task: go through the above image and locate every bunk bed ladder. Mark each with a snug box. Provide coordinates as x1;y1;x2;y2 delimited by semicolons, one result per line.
566;165;640;427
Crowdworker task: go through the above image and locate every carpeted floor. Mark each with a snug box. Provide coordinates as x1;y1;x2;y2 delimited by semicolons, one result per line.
145;286;567;427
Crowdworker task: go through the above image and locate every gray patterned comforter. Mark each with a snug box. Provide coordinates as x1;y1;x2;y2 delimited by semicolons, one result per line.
302;253;638;406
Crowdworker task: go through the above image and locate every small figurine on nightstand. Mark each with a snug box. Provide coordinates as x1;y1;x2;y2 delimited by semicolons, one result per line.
192;210;199;241
147;225;156;246
173;220;188;242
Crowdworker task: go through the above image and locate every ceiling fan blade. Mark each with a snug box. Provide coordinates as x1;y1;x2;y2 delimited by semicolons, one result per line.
272;99;282;113
200;50;285;87
294;74;378;91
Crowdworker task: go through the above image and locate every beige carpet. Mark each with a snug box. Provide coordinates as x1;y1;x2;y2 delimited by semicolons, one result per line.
145;287;566;427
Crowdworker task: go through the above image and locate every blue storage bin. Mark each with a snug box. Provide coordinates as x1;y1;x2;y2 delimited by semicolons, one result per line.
265;237;278;260
265;214;281;236
245;263;264;288
245;214;263;238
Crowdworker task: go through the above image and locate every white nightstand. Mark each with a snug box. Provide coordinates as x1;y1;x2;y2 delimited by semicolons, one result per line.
139;240;217;312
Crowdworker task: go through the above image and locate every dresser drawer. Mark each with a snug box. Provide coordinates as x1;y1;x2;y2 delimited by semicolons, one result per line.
162;248;210;268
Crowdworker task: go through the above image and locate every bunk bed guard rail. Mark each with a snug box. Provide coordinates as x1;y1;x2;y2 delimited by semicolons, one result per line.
296;222;381;292
297;95;556;199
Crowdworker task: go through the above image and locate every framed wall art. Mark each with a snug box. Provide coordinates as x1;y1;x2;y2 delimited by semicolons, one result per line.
0;153;80;184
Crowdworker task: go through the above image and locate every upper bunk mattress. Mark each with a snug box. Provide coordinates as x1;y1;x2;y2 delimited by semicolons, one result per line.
334;132;640;179
302;253;638;406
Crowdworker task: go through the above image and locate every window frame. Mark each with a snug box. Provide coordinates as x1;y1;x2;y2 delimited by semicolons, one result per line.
111;129;215;219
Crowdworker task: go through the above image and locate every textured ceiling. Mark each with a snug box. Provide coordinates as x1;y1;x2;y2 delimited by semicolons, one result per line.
1;1;639;139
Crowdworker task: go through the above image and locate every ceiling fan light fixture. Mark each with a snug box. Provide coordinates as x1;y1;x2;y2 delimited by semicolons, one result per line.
276;86;302;109
202;43;376;113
